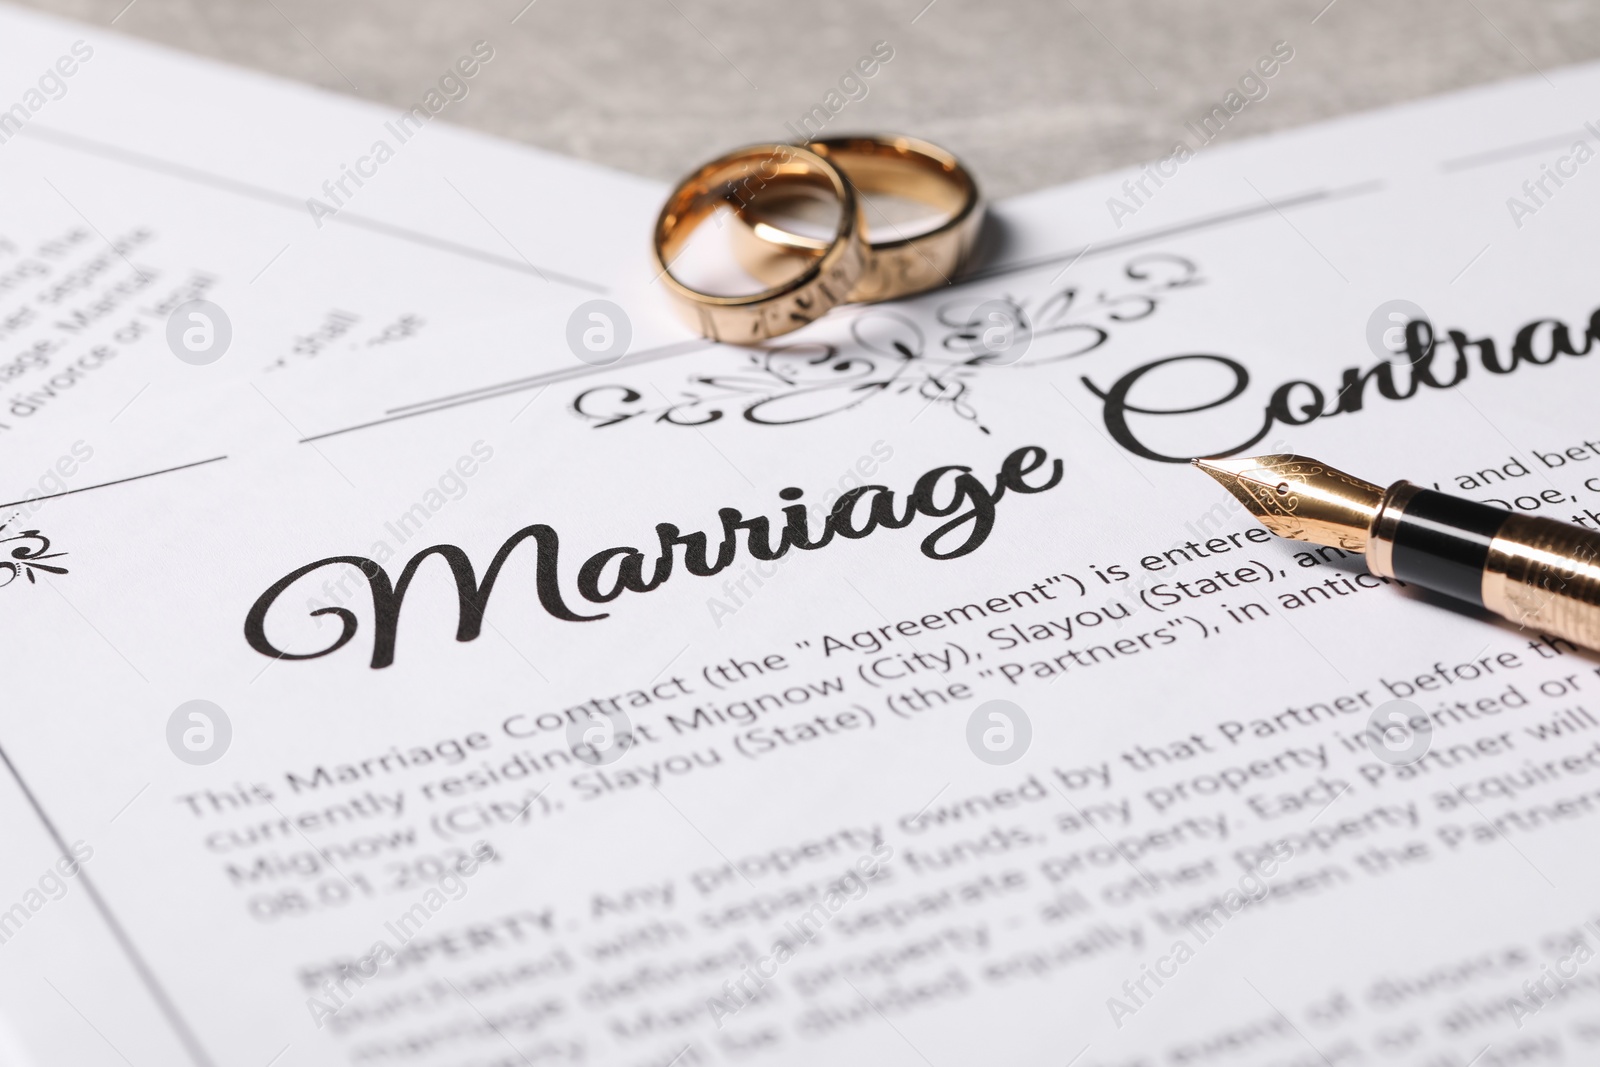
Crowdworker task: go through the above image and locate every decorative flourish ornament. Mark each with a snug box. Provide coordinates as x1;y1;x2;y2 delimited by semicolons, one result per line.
573;253;1203;436
0;520;68;587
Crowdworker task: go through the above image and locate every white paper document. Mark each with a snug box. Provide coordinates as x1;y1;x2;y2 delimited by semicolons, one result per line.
6;7;1600;1066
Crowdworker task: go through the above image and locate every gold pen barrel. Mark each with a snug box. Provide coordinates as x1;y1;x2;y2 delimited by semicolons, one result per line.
1192;455;1600;653
1482;514;1600;650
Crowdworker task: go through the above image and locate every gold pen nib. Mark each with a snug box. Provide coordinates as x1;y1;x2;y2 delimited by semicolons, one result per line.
1191;454;1385;552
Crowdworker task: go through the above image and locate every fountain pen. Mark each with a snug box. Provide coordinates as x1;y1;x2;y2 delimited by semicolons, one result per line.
1193;454;1600;652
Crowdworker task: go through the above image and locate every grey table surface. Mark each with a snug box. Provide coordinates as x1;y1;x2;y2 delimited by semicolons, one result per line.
17;0;1600;200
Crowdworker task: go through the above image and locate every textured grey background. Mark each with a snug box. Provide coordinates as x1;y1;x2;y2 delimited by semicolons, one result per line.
17;0;1600;198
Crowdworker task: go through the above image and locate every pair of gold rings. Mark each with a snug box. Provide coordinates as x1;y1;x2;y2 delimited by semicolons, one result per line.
651;135;983;342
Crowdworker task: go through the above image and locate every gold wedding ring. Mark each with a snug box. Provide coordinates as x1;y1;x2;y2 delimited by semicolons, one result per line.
730;135;983;304
652;143;867;342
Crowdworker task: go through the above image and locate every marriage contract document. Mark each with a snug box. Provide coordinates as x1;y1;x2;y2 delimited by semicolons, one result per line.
3;7;1600;1067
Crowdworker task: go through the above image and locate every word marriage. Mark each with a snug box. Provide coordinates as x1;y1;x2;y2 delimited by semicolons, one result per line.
245;446;1063;668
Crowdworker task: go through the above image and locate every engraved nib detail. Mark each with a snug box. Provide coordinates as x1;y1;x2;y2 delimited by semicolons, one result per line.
1191;454;1386;552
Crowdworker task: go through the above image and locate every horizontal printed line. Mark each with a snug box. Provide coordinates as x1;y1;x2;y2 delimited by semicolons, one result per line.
0;455;228;510
1441;130;1592;173
20;124;607;294
954;179;1386;287
299;178;1386;443
300;338;713;443
384;338;712;414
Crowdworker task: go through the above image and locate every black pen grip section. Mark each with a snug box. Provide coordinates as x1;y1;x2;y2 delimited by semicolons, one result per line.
1390;490;1510;606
